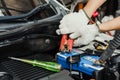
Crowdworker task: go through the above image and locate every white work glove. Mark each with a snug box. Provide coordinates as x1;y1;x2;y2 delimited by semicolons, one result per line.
56;9;90;35
73;24;100;46
56;9;100;46
101;15;114;23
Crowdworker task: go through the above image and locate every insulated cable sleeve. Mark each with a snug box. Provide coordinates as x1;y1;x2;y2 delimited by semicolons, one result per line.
99;31;120;62
99;44;115;63
0;4;48;22
109;31;120;49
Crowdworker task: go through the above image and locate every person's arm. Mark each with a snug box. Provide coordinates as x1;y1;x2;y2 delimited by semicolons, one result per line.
56;0;107;46
99;16;120;32
83;0;106;17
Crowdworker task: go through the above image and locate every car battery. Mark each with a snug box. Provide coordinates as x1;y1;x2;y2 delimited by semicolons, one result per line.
57;51;104;80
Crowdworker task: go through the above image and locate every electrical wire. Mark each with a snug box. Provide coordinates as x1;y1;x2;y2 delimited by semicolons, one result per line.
0;0;36;15
0;7;28;13
0;0;12;15
0;4;48;22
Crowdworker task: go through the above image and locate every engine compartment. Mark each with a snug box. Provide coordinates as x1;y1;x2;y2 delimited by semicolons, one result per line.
0;1;74;80
0;0;120;80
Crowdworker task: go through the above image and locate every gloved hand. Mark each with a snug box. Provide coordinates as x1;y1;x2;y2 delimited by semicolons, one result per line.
56;9;101;46
73;24;100;46
56;9;90;35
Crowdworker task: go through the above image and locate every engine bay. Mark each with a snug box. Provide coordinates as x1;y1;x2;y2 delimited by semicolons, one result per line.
0;0;120;80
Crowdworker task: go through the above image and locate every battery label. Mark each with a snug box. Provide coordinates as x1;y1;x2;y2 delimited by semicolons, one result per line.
82;56;98;63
